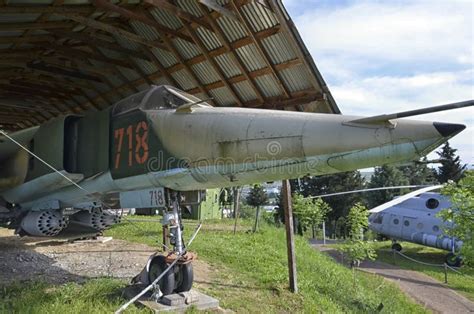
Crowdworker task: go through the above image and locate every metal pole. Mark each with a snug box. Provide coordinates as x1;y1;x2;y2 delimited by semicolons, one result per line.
322;221;326;245
444;263;448;283
282;179;297;293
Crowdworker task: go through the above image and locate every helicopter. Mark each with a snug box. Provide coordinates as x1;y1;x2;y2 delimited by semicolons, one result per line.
368;185;463;267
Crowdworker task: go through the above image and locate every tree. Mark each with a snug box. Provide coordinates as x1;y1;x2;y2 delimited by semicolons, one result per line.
347;203;369;240
246;184;268;232
399;157;438;185
296;171;366;223
293;194;332;238
436;142;466;183
437;170;474;266
366;165;409;208
339;203;376;269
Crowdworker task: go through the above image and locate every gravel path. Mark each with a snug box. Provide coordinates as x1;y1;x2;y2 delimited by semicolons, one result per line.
0;228;210;286
310;239;474;314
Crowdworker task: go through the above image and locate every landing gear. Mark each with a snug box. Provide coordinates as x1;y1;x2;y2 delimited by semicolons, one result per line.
148;255;175;295
144;191;196;296
391;242;402;252
445;253;462;267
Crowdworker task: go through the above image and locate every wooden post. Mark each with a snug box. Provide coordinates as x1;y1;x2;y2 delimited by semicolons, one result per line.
233;187;241;235
282;179;298;293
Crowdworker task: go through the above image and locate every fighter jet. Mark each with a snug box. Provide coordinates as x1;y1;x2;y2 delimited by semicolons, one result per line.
0;85;470;236
0;85;470;295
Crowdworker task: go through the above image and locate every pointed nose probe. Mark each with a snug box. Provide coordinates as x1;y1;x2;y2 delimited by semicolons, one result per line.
433;122;466;137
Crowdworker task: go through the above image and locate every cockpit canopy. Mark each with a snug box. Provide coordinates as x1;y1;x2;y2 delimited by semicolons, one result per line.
111;85;211;116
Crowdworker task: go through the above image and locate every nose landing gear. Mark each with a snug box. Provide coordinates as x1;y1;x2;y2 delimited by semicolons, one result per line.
145;191;196;296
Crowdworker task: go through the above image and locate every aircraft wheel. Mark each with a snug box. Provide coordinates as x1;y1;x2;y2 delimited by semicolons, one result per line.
446;253;462;267
175;263;194;293
391;243;402;252
148;255;175;295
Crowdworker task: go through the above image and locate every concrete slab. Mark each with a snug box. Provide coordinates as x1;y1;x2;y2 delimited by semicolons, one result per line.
123;285;220;313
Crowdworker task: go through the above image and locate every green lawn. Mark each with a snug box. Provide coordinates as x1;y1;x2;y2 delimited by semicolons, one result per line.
372;241;474;301
0;278;143;314
1;218;429;313
105;217;426;313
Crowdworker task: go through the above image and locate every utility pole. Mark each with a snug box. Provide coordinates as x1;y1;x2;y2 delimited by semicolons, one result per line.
282;179;297;293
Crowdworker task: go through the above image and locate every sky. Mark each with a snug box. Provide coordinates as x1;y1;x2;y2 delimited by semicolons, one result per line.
284;0;473;166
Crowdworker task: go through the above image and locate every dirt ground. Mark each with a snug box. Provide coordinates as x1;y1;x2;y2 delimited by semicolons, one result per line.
0;228;211;286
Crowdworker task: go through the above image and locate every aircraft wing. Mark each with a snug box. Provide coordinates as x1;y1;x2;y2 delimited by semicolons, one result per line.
368;185;443;213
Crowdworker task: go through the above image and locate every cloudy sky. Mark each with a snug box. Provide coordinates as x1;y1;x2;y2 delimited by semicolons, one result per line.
284;0;473;166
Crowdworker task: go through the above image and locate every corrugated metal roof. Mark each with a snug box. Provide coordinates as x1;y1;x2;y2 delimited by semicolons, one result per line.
0;0;339;131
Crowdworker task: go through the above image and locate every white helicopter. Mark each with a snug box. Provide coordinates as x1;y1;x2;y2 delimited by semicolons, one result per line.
368;185;463;266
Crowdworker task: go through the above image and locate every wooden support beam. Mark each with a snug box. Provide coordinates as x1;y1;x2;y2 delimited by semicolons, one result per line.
48;29;152;61
199;58;302;91
282;179;298;293
91;0;194;43
256;90;325;109
59;13;167;50
198;3;265;103
145;0;213;31
0;84;69;101
230;1;290;98
181;22;243;106
0;5;93;14
0;35;55;44
7;80;81;98
136;8;212;100
38;42;134;69
0;21;73;31
26;60;104;83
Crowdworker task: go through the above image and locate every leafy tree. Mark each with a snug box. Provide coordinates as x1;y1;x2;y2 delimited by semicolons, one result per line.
437;170;474;266
399;157;438;185
339;203;376;269
295;171;366;223
246;184;268;232
347;203;369;240
293;194;332;238
436;142;466;183
366;165;409;208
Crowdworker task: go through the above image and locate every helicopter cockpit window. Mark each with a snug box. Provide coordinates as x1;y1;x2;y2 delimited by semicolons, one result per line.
426;198;439;209
370;213;384;224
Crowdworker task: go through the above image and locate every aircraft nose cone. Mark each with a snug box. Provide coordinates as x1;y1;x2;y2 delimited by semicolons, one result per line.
433;122;466;137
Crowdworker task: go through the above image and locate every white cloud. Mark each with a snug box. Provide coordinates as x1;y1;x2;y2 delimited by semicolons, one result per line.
294;0;473;66
286;0;473;164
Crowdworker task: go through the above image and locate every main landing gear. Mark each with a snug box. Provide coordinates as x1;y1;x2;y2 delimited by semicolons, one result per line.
139;191;196;296
445;252;462;267
391;241;402;252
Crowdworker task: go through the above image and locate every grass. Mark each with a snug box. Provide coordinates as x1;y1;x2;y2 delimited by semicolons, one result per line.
105;217;427;313
372;241;474;301
1;218;429;313
0;278;144;314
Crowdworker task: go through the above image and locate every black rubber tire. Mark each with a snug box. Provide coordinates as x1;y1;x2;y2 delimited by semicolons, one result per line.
391;243;402;252
175;263;194;293
148;255;175;295
446;253;462;267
